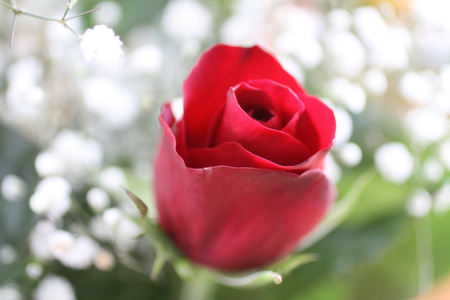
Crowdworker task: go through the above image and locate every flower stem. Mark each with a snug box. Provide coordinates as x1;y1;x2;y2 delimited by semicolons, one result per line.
415;216;434;293
180;269;216;300
65;7;101;21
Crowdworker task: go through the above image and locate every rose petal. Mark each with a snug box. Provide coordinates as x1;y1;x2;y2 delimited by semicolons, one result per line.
155;109;336;270
293;94;336;151
209;84;311;166
183;44;305;148
243;79;305;127
187;141;331;174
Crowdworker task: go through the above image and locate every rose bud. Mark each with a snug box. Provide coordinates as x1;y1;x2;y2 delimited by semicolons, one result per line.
154;44;336;271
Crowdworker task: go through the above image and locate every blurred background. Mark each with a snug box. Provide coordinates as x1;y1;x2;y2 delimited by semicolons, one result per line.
1;0;450;299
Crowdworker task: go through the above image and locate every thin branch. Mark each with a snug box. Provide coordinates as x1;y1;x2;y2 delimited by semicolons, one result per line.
61;6;70;20
65;7;101;21
64;23;82;39
0;1;14;10
1;0;102;46
17;8;60;22
9;13;17;49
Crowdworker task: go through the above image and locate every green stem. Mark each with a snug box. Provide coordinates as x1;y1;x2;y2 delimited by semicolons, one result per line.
63;23;81;39
415;216;434;293
180;269;216;300
62;6;70;20
0;1;14;10
9;13;16;49
65;7;101;21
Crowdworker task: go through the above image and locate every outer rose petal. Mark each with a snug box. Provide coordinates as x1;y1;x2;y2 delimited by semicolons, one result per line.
183;44;306;148
155;105;336;270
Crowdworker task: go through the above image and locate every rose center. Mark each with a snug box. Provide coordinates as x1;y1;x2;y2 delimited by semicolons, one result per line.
246;107;273;122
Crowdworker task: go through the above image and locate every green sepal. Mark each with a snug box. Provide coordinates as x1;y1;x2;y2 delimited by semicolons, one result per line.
123;187;148;217
212;270;282;289
269;253;318;276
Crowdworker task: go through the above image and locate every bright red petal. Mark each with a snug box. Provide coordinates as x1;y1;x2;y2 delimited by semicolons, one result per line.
154;109;336;271
183;44;305;148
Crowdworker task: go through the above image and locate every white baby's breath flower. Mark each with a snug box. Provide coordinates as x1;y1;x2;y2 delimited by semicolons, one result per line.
1;174;27;202
434;182;450;214
26;263;43;279
33;275;76;300
0;284;22;300
375;142;415;184
324;154;342;183
29;177;72;219
406;188;432;218
335;142;363;167
332;106;353;146
86;187;110;213
161;0;213;41
0;244;17;264
49;231;99;269
80;25;123;64
35;130;103;179
29;220;57;260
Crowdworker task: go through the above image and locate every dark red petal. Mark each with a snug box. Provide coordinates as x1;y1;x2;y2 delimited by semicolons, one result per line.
154;111;336;271
244;79;305;126
210;86;311;166
183;44;305;148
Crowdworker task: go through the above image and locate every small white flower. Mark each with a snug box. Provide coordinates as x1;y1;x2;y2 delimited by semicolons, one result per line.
0;284;22;300
434;182;450;214
332;106;353;146
83;77;139;130
422;158;444;183
1;174;27;202
98;167;127;194
35;130;103;179
29;177;72;219
49;232;99;270
335;142;363;167
80;25;123;64
374;142;415;184
326;78;366;114
161;0;213;41
94;248;115;271
129;45;164;75
26;263;43;279
102;208;141;251
86;187;110;213
406;188;432;218
92;1;123;27
0;244;17;264
33;275;76;300
399;72;434;105
324;154;342;183
324;30;366;79
361;68;388;96
404;107;448;145
29;220;57;260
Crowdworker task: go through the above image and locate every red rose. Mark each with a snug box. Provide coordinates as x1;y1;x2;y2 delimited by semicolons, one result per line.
154;44;336;271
